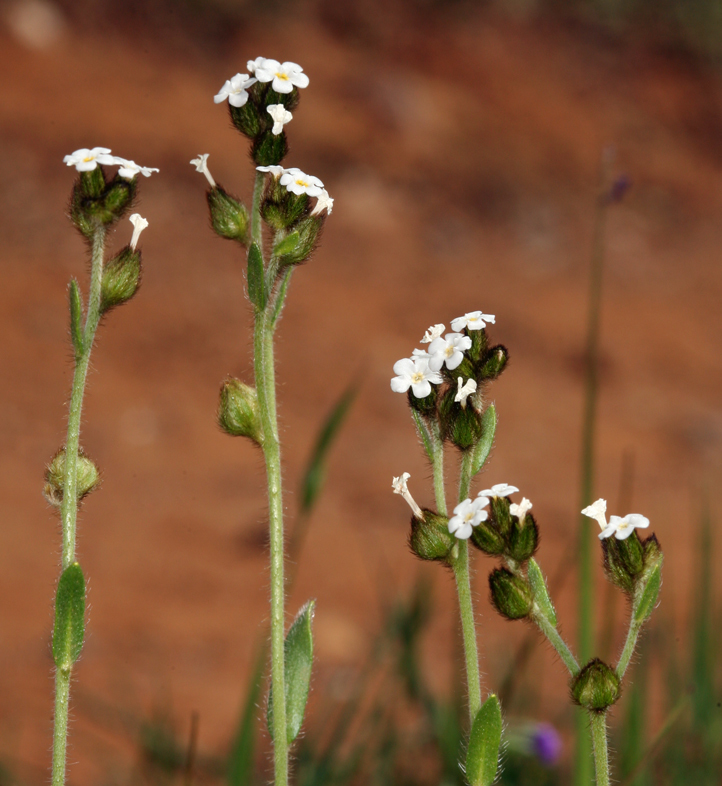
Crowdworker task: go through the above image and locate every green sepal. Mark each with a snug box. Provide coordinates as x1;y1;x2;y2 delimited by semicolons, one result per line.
571;658;620;712
44;447;100;507
100;247;141;314
208;187;249;244
53;562;86;671
251;130;288;168
470;520;506;555
528;558;557;626
489;568;533;620
229;101;261;138
218;378;262;444
633;564;661;624
273;231;301;258
247;243;266;310
261;191;309;231
266;85;300;112
409;511;454;562
471;404;497;476
507;514;539;562
478;345;508;381
617;531;644;576
102;176;136;221
69;279;85;358
468;328;489;365
408;387;437;417
489;496;513;538
277;218;323;266
80;168;105;198
267;600;316;745
602;538;635;595
465;694;503;786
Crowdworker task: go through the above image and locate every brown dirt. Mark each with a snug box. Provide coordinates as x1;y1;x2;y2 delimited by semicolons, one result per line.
0;3;721;782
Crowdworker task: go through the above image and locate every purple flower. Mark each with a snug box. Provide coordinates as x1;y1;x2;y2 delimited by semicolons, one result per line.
531;723;562;767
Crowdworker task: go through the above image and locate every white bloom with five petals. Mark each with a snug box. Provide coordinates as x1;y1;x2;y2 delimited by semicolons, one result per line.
267;103;293;135
310;188;334;216
448;497;490;540
451;311;496;332
214;73;256;107
63;147;115;172
190;154;216;187
279;167;324;197
254;59;309;93
479;483;519;498
420;324;445;344
427;332;472;371
601;514;650;540
114;158;159;179
390;357;443;398
454;377;477;408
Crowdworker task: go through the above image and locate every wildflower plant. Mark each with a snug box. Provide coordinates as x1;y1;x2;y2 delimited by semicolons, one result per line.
391;316;663;785
48;148;156;785
193;57;329;786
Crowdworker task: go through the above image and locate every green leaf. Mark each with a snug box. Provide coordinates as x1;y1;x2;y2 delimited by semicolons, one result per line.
528;557;557;627
69;279;84;357
52;562;86;670
272;231;300;258
466;694;502;786
471;405;497;477
247;242;266;310
227;641;266;786
267;600;316;745
300;385;357;515
634;565;661;623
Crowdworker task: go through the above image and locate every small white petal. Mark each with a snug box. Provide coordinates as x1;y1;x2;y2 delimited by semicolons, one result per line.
190;154;216;187
129;213;148;250
421;324;445;344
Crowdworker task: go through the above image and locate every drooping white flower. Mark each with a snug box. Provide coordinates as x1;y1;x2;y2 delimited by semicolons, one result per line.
479;483;519;498
190;154;216;187
214;73;256;107
427;332;472;372
129;213;148;250
63;147;115;172
257;165;286;179
279;167;324;197
254;59;309;94
510;497;533;522
454;377;477;408
451;311;496;332
600;514;650;541
310;188;334;216
448;497;490;540
267;103;293;135
390;357;443;398
581;498;608;532
420;324;445;344
392;472;424;520
115;158;159;179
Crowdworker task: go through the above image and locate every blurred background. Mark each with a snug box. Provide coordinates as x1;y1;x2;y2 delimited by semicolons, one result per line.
0;0;721;783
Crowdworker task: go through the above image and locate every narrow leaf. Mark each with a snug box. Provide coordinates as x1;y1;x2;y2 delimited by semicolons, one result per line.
227;641;266;786
272;231;300;258
267;600;316;745
411;409;435;463
471;405;497;477
634;565;661;624
69;279;84;357
528;557;557;627
52;562;86;670
246;242;266;310
300;386;357;515
466;694;503;786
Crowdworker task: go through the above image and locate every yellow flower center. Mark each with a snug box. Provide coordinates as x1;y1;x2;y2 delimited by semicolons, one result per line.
275;71;290;81
411;371;424;384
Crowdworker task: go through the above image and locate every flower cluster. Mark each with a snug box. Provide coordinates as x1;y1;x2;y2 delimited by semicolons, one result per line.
581;498;650;540
64;148;158;179
257;165;333;214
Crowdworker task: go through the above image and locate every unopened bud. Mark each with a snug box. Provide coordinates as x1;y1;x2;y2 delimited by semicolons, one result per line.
274;217;323;266
44;448;100;507
470;519;506;555
79;167;106;198
208;187;249;243
409;510;453;563
478;345;508;381
508;513;539;563
218;379;262;445
489;568;533;620
617;531;644;576
100;246;141;314
489;496;513;538
408;386;438;418
468;328;488;365
230;100;262;139
571;659;620;712
261;186;309;231
602;537;634;594
251;128;288;168
102;175;136;220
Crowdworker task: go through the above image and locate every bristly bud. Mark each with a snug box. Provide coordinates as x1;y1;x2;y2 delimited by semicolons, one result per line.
274;216;324;267
489;496;513;538
571;658;620;712
470;519;506;555
489;568;533;620
230;100;262;139
602;537;634;594
407;386;437;417
100;246;141;314
478;345;508;381
438;385;482;450
251;129;288;167
467;328;489;365
218;378;263;445
208;187;249;243
103;175;136;218
616;531;644;576
409;510;453;563
508;513;539;563
69;169;137;239
261;181;309;231
44;448;100;507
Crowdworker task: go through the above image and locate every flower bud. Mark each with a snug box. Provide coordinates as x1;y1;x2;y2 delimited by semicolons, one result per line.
409;510;453;562
274;217;323;266
100;246;141;314
102;175;136;219
407;387;437;417
208;186;249;243
69;171;136;239
218;378;262;445
251;129;288;167
470;519;506;555
437;385;482;450
489;496;513;538
507;513;539;563
642;533;663;573
79;168;106;199
478;345;508;381
602;537;634;594
230;101;262;139
617;531;644;576
468;328;488;365
489;568;533;620
570;658;620;712
44;448;100;507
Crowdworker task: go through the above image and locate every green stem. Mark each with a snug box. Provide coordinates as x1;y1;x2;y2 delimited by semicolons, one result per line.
431;431;447;517
590;711;611;786
458;448;473;501
532;610;580;676
616;618;642;681
52;225;105;786
251;171;264;248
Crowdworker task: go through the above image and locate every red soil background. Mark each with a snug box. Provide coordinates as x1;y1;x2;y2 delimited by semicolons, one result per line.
0;0;720;781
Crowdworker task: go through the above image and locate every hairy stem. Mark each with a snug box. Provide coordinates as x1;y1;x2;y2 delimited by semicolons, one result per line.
451;541;482;723
251;171;264;248
616;617;642;681
590;711;611;786
532;609;580;676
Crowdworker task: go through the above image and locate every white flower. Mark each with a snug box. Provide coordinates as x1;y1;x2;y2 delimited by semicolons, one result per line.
279;167;324;197
510;497;533;522
310;188;334;216
390;357;443;398
451;311;496;332
479;483;519;498
129;213;148;250
114;158;159;179
454;377;477;408
257;165;286;179
254;59;309;94
190;154;216;187
267;103;293;135
63;147;115;172
247;56;267;73
427;332;472;372
581;498;608;532
411;348;431;361
392;472;423;520
601;514;650;541
448;497;489;540
420;324;445;344
214;73;256;107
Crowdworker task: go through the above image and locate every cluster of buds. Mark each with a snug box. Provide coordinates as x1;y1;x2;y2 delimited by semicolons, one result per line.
390;312;506;450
